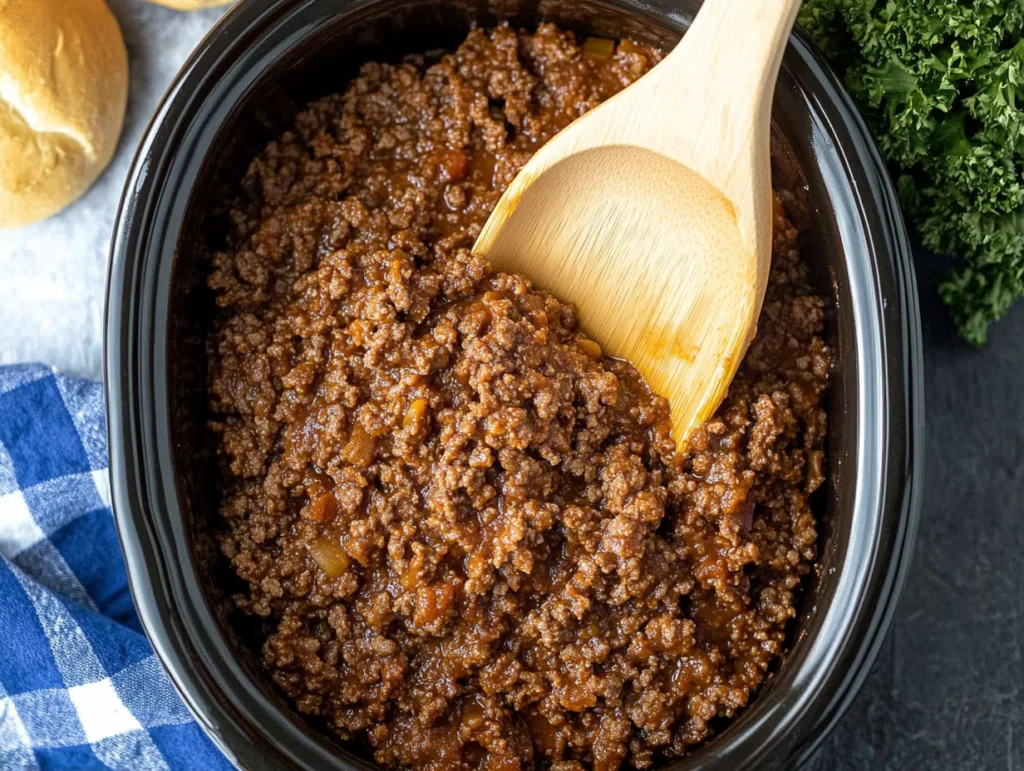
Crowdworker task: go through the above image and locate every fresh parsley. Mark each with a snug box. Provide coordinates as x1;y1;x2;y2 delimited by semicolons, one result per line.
799;0;1024;345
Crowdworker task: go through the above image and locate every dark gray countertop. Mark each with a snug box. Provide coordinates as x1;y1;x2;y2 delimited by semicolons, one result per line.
809;251;1024;770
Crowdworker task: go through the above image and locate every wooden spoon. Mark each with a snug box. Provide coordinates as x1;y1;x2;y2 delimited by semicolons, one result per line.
474;0;802;448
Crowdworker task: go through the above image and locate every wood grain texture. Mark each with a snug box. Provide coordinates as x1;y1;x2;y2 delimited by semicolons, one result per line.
474;0;802;447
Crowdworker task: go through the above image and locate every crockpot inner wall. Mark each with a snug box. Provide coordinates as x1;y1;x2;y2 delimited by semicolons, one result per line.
167;0;849;763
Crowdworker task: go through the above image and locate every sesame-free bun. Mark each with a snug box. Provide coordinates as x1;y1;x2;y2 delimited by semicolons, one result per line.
145;0;231;9
0;0;128;228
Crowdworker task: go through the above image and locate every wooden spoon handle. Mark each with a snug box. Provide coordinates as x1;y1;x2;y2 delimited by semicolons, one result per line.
661;0;802;119
631;0;802;257
654;0;802;156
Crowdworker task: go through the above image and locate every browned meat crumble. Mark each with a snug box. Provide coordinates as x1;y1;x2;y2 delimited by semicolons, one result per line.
207;23;829;771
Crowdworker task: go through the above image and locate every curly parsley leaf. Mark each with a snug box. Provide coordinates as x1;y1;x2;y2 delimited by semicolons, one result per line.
799;0;1024;345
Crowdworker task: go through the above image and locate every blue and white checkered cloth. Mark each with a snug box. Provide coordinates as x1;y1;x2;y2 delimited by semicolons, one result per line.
0;364;232;770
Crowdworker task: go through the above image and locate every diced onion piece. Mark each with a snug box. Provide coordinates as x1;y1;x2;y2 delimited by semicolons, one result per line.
577;338;603;361
305;491;337;523
342;423;376;468
582;37;615;58
308;537;350;578
404;398;428;429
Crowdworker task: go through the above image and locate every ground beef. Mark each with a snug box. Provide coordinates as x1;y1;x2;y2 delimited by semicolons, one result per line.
207;23;829;771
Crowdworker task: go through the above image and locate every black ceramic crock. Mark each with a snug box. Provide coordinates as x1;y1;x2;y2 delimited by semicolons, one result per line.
104;0;924;768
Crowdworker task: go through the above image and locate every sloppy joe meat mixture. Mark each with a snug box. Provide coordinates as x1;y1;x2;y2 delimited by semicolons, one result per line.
207;23;829;771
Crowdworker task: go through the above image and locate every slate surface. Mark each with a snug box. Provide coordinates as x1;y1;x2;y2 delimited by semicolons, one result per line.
2;3;1022;769
808;255;1024;771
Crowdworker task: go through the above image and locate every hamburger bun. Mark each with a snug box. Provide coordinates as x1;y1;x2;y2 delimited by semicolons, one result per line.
0;0;129;228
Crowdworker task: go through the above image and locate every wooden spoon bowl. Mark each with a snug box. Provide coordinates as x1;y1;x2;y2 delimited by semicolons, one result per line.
474;0;802;447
